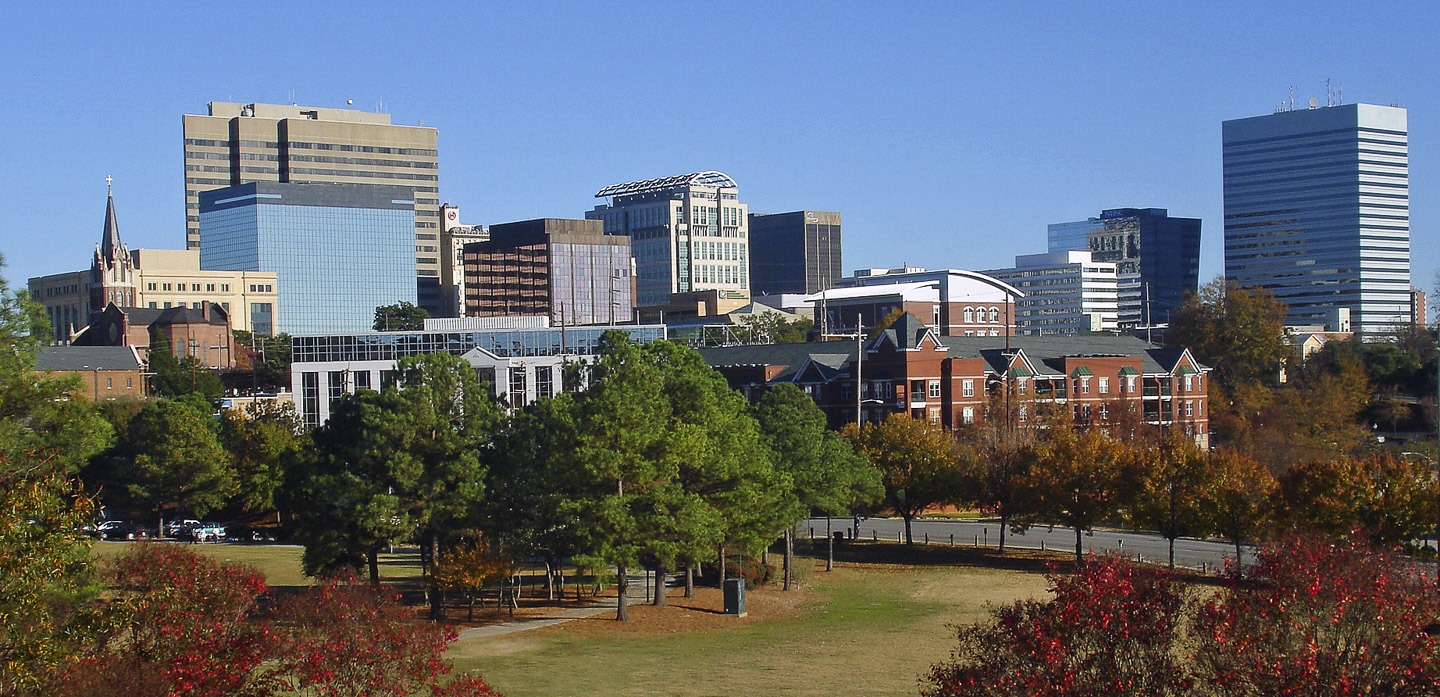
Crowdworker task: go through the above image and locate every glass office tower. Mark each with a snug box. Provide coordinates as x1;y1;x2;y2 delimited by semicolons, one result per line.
1047;208;1201;329
199;182;416;335
748;210;842;295
1222;103;1410;336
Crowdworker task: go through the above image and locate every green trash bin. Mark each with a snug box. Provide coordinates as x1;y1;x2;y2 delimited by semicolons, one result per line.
723;577;746;616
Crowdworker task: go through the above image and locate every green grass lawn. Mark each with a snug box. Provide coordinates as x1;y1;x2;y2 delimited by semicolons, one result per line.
90;541;424;588
89;540;1054;696
450;545;1053;697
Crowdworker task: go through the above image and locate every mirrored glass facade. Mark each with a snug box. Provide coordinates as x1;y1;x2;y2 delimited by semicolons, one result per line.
199;182;417;335
1223;103;1410;335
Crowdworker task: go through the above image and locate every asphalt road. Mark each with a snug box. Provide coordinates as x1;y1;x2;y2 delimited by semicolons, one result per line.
801;516;1249;570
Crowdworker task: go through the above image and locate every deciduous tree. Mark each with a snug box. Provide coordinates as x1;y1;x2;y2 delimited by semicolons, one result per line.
219;400;305;515
1200;448;1274;568
1166;278;1287;389
373;301;428;331
1193;535;1440;695
0;260;113;693
845;414;960;545
1020;427;1133;563
1129;430;1215;569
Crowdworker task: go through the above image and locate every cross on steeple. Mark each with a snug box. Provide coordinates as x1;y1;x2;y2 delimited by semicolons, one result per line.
106;175;113;194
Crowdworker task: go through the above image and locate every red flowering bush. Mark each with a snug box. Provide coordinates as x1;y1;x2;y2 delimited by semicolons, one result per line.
925;537;1440;696
269;577;458;697
1193;534;1440;696
47;546;501;697
924;554;1192;697
54;544;274;697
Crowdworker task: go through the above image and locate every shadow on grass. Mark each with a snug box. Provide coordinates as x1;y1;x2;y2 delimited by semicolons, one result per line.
793;539;1230;587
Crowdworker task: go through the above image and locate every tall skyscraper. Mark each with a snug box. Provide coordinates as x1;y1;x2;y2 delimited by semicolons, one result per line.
1047;208;1201;330
748;210;842;296
182;102;448;314
199;182;416;335
462;218;634;325
587;171;749;308
1222;103;1410;336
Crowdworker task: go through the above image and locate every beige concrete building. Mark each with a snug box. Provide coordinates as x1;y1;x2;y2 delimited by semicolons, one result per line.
441;203;488;317
588;171;751;311
182;102;447;313
132;250;279;335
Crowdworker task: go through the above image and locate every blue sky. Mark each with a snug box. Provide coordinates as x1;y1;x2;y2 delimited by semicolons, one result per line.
3;2;1437;303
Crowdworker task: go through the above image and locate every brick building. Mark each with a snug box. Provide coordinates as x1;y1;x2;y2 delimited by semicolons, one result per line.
700;313;1211;447
35;346;146;401
74;302;236;368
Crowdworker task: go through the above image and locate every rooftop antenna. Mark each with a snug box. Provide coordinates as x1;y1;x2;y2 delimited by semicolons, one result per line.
1326;78;1334;107
1288;85;1298;112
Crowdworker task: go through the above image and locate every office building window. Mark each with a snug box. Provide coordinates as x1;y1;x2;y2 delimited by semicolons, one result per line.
536;366;553;399
301;373;319;427
509;367;527;407
353;371;371;390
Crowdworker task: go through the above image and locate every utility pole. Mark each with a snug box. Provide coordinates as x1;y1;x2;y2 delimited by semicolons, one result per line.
855;312;863;426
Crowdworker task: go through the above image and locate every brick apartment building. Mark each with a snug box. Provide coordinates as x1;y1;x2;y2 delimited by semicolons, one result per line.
699;313;1211;447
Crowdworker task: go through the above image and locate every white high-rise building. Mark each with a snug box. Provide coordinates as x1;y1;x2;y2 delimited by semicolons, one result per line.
982;251;1119;335
588;171;749;309
1222;103;1410;336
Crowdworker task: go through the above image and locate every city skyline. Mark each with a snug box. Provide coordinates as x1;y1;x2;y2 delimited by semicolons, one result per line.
3;3;1438;320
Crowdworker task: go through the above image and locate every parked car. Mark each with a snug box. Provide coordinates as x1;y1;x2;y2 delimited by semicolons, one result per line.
97;520;151;541
190;523;226;542
165;519;200;537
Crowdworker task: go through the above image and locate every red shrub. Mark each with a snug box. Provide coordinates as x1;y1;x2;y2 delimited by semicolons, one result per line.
1193;534;1440;695
924;554;1192;697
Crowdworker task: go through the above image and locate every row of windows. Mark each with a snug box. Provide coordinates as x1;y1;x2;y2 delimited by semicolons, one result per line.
287;154;438;169
288;166;438;181
288;142;438;157
149;281;231;293
960;306;1003;323
149;300;229;311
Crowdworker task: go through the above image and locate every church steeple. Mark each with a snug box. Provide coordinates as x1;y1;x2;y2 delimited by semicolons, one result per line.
91;177;136;313
99;176;123;264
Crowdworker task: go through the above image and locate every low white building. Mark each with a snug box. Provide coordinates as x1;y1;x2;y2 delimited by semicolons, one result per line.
981;251;1119;335
289;317;665;427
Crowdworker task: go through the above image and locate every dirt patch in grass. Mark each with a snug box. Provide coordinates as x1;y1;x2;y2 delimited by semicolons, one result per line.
550;582;813;636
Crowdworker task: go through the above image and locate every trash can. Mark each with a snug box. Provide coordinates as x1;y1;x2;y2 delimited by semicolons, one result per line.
723;577;747;616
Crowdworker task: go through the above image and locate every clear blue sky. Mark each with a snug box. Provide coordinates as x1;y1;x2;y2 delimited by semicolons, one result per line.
4;2;1437;306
